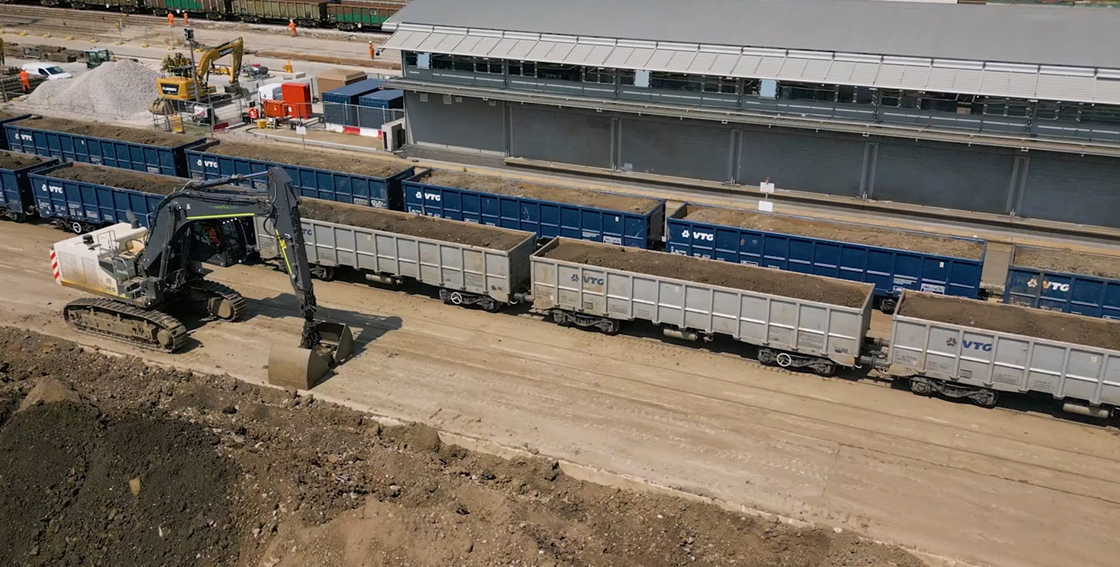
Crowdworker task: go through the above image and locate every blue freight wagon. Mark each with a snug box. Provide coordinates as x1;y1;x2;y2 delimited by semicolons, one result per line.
0;114;32;151
403;169;666;249
185;141;414;209
666;204;986;312
0;152;59;221
4;116;206;177
1003;245;1120;320
356;89;403;129
30;163;167;232
322;78;383;127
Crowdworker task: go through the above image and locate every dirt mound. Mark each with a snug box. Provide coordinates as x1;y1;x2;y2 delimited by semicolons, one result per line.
44;163;187;194
425;170;661;214
0;328;923;567
17;376;81;411
205;141;406;178
14;116;199;147
0;150;47;171
24;59;161;120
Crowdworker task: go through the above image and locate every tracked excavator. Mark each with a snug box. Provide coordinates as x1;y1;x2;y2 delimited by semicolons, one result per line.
49;167;353;388
157;37;246;100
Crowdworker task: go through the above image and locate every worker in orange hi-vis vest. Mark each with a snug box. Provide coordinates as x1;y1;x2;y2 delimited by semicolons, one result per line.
182;12;188;25
19;69;30;93
168;12;174;26
288;19;297;37
368;41;374;60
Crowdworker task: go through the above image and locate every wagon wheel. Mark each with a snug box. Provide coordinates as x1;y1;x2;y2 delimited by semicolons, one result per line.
879;297;898;315
909;378;933;396
310;265;335;281
972;389;999;409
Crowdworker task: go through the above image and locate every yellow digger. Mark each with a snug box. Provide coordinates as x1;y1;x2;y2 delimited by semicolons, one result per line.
157;37;246;100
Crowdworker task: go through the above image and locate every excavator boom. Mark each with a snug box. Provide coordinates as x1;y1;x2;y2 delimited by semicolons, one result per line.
156;37;245;100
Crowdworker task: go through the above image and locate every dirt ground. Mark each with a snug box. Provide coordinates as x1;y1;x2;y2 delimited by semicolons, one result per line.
206;142;406;178
898;292;1120;350
45;163;187;195
0;150;47;170
14;116;199;148
682;206;985;260
300;198;533;250
544;240;872;308
1012;246;1120;280
425;171;662;214
0;328;923;567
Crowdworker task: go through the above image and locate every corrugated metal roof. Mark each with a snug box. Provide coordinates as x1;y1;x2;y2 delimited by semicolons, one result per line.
385;0;1120;69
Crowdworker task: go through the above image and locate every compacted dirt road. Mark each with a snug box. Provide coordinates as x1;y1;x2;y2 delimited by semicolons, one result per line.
2;221;1120;567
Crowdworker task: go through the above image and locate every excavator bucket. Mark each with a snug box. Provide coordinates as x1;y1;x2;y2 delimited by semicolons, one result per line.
267;322;354;390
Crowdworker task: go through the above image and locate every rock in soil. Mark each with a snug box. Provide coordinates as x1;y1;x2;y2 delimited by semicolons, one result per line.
0;328;924;567
543;239;872;308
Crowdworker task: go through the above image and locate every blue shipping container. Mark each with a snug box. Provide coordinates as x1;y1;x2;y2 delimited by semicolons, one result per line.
0;153;59;220
4;117;206;177
1003;249;1120;320
30;163;166;230
322;78;383;127
0;114;31;151
666;204;986;309
186;141;413;209
356;90;403;129
403;169;665;249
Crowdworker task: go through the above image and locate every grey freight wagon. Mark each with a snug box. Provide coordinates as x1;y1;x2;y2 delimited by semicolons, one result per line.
255;200;536;311
887;290;1120;416
530;238;875;375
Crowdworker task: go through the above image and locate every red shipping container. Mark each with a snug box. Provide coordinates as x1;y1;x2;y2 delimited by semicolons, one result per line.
262;99;287;118
282;82;312;119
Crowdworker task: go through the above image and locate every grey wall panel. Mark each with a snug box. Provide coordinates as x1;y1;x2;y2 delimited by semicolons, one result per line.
619;118;733;182
1020;154;1120;228
872;142;1015;214
405;92;506;153
738;128;866;197
509;105;612;168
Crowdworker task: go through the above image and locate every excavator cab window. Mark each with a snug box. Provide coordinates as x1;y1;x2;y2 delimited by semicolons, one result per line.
188;219;251;268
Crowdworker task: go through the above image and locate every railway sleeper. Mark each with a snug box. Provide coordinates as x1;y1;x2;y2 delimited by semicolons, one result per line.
440;289;502;313
908;376;998;408
757;348;837;376
550;310;620;335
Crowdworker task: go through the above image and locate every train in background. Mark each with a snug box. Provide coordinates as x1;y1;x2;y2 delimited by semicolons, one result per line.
0;0;408;30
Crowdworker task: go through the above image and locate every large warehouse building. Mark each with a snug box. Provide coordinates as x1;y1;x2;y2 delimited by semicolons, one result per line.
382;0;1120;229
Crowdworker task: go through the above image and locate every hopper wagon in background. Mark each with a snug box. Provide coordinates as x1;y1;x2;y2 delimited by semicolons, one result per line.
1003;245;1120;320
329;1;408;31
228;0;330;26
404;169;666;250
667;203;986;313
145;0;233;18
4;116;206;178
0;151;58;222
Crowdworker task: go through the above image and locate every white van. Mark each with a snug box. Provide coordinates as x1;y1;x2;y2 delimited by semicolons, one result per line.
21;63;73;81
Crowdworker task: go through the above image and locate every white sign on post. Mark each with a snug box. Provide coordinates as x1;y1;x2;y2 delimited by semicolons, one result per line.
759;181;775;194
295;125;307;136
758;200;774;212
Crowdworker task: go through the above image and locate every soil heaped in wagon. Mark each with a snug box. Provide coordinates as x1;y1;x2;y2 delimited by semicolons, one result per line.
204;141;406;178
542;239;872;308
300;198;532;250
682;205;985;260
898;292;1120;350
425;171;662;214
14;116;200;147
0;328;924;567
44;163;187;195
0;150;47;170
1012;246;1120;280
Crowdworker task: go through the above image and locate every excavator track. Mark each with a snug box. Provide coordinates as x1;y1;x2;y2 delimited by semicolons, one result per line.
62;298;188;352
189;280;247;321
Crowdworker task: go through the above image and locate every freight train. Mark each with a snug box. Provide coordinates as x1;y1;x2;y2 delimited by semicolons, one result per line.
0;0;407;30
3;114;1120;420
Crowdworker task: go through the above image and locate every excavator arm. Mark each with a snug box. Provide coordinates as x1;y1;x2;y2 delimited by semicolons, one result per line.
195;37;244;87
138;167;352;386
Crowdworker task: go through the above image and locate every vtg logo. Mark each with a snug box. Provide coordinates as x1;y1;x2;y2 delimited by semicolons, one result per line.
1026;278;1070;293
571;273;605;286
945;337;993;352
19;133;32;142
197;159;219;169
681;229;714;242
414;191;441;202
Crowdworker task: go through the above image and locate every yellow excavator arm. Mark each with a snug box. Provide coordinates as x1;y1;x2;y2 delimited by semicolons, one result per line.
156;37;244;100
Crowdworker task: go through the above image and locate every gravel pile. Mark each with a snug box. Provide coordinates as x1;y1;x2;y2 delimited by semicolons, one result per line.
24;60;160;120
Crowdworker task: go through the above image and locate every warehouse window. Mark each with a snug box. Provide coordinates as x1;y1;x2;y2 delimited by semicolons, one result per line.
405;52;418;67
650;72;701;92
536;62;581;82
583;67;616;84
919;91;965;114
837;85;875;105
475;58;502;74
1081;104;1120;125
508;61;536;77
701;76;738;95
619;69;635;85
879;89;919;108
780;82;838;102
430;53;454;70
742;79;761;97
981;97;1029;118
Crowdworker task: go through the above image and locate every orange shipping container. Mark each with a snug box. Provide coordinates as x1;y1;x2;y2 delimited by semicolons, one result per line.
282;82;312;118
262;99;287;118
